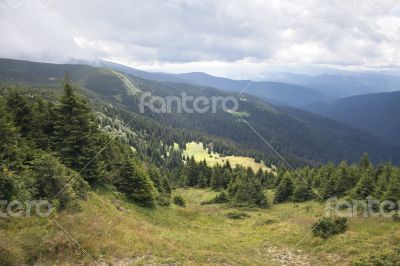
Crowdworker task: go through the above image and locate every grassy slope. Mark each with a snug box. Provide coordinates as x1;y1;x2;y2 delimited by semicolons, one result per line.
183;142;273;173
2;189;399;265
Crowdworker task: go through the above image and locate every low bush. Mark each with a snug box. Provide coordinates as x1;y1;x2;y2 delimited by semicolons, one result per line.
353;248;400;265
226;211;250;219
173;195;186;207
392;213;400;222
201;191;229;205
312;217;348;239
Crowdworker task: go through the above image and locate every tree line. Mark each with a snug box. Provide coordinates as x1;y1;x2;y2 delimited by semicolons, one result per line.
0;79;170;209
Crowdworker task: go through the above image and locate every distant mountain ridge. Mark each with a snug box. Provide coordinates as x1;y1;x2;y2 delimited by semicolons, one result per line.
1;57;400;165
98;61;330;108
305;91;400;144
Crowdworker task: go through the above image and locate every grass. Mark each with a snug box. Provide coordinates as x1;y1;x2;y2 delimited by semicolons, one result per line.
1;189;400;265
183;141;273;173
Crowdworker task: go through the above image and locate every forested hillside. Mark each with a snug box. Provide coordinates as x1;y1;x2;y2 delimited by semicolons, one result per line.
1;70;400;265
305;91;400;144
1;58;399;166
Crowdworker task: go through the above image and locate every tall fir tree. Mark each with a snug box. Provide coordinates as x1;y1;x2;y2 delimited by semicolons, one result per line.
53;76;104;184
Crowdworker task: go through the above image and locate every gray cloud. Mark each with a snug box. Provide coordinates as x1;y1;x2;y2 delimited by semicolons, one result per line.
0;0;399;78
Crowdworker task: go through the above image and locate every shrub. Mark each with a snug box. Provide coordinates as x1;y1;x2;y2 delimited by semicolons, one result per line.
228;172;268;208
312;217;348;239
173;195;186;207
201;191;229;205
226;211;250;219
392;213;400;222
353;249;400;266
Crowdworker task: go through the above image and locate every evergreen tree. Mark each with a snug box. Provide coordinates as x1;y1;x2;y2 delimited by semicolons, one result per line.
5;89;33;137
352;167;375;199
227;169;268;208
274;172;294;203
33;153;89;208
381;169;400;205
114;157;157;207
359;152;372;170
0;98;18;165
292;182;313;202
53;77;104;184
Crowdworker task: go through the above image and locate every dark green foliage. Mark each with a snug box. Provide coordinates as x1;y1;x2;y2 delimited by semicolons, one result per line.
52;77;104;184
274;173;294;203
312;217;348;239
32;153;89;208
173;195;186;207
0;82;170;210
226;211;250;219
114;158;157;207
0;98;18;165
5;89;34;137
210;163;232;190
228;167;268;208
392;213;400;222
201;191;229;205
352;168;376;199
381;171;400;205
0;170;15;201
274;154;400;204
353;248;400;266
292;183;313;202
148;167;172;206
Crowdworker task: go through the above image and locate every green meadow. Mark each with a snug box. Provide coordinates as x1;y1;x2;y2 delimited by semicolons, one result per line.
2;188;399;265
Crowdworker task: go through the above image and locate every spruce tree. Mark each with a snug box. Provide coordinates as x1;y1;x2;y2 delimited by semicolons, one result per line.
114;157;157;207
352;167;375;199
381;169;400;205
53;76;104;184
274;172;294;203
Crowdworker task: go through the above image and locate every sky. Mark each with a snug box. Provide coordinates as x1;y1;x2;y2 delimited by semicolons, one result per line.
0;0;400;79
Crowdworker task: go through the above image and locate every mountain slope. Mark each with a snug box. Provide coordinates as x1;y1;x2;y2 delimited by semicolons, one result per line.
91;62;329;108
171;72;329;108
305;91;400;144
1;58;399;165
265;72;400;99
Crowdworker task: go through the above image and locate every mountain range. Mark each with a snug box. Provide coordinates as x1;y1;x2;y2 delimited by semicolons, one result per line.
1;57;399;165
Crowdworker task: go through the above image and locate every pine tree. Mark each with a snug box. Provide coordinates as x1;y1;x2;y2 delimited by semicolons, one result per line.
352;167;375;199
274;172;294;203
359;152;372;170
292;182;313;202
5;89;33;137
381;169;400;205
53;76;104;184
374;163;393;199
227;169;268;208
114;157;157;207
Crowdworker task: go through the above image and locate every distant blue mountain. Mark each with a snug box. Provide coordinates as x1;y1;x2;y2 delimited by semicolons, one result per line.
305;91;400;144
100;62;330;108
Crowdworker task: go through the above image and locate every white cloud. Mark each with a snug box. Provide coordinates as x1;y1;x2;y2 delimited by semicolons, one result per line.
0;0;399;78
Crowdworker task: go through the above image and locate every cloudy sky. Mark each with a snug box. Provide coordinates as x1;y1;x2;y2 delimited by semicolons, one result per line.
1;0;399;79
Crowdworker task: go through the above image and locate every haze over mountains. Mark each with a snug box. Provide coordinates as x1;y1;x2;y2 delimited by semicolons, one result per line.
100;60;400;108
306;91;400;145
